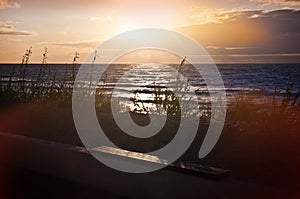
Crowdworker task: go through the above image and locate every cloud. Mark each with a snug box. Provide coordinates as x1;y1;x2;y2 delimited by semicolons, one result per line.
177;9;300;60
205;46;257;56
0;30;34;35
44;40;101;48
0;23;12;29
0;21;35;36
250;0;300;6
0;0;20;9
188;7;267;25
177;10;269;47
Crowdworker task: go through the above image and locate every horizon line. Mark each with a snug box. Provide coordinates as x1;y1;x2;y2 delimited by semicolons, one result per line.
1;62;300;65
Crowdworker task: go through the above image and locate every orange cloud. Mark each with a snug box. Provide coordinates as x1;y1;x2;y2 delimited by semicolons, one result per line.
177;18;269;48
250;0;300;6
0;0;20;9
0;21;35;36
177;9;300;59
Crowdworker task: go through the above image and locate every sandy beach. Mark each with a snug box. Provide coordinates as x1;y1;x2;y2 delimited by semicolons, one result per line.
0;102;299;198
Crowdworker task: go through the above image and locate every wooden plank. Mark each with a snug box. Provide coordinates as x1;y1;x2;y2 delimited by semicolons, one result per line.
90;146;230;178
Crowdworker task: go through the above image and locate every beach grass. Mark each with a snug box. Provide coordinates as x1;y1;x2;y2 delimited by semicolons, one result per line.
1;48;300;122
0;51;300;191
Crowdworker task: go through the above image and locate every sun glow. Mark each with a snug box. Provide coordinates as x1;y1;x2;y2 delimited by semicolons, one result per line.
114;5;181;33
115;15;177;33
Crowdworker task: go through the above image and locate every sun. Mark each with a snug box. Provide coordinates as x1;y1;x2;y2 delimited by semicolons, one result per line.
117;22;141;33
115;14;176;34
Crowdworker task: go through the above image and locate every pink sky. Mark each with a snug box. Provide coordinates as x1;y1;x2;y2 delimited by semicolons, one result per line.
0;0;300;63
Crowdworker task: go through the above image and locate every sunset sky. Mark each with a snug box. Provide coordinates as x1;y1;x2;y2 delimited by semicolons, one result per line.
0;0;300;63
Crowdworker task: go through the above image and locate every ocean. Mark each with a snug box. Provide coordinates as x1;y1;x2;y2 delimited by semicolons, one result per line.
1;63;300;107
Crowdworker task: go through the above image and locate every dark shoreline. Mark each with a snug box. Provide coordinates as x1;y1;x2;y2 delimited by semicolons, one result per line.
0;101;299;195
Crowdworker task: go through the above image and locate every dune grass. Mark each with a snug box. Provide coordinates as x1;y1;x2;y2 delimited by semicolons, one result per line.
0;47;299;124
